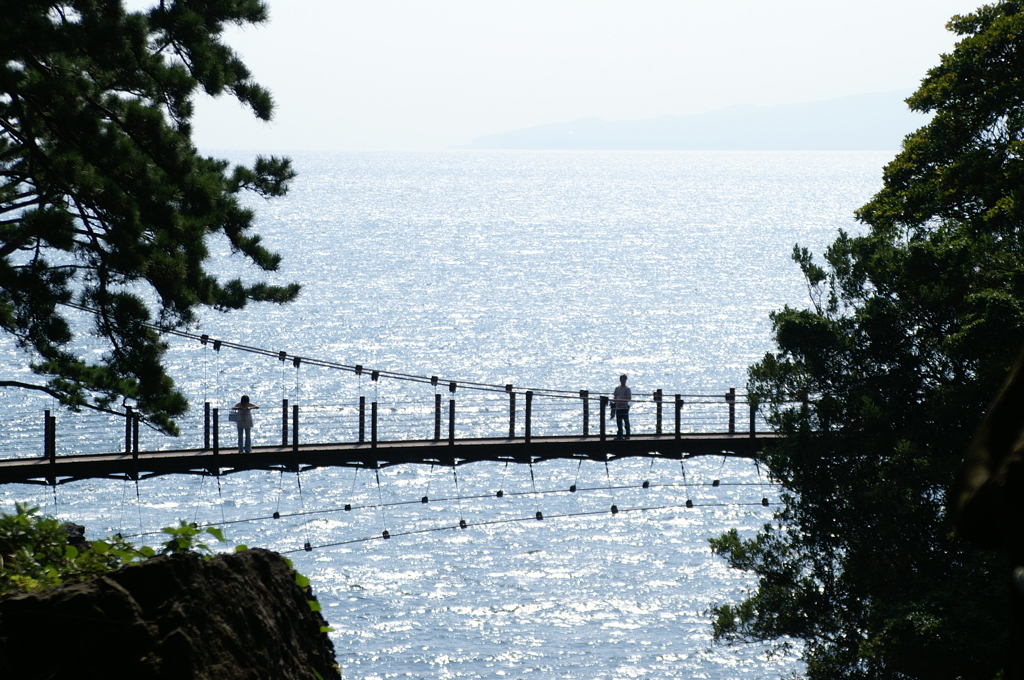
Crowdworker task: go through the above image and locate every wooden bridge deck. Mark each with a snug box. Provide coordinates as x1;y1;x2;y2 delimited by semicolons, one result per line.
0;431;777;486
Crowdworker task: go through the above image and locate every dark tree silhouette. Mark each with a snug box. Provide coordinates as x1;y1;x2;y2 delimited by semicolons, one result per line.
0;0;300;434
711;2;1024;677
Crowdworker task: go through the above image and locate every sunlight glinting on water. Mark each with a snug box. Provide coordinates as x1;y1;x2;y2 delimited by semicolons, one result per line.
0;150;892;678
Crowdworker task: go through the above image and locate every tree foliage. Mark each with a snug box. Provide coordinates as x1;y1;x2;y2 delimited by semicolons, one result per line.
711;2;1024;677
0;0;300;434
0;502;152;596
0;504;234;597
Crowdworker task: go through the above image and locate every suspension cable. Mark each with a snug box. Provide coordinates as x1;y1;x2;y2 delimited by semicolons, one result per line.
58;301;765;403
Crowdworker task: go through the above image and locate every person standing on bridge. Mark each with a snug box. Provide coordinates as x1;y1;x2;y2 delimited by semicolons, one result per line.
613;374;632;440
232;395;259;453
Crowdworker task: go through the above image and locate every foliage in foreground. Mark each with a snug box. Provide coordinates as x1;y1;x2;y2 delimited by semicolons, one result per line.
0;502;148;596
0;504;336;676
0;503;231;597
711;2;1024;678
1;0;300;434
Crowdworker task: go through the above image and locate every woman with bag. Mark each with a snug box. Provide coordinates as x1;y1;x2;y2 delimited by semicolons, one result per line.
231;395;259;453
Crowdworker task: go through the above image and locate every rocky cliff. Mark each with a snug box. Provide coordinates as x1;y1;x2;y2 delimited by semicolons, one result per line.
0;548;339;679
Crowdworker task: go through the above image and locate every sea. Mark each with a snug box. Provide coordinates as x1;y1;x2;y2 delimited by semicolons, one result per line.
0;150;893;679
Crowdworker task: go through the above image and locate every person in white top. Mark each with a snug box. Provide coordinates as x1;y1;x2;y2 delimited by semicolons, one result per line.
232;395;259;453
613;374;632;440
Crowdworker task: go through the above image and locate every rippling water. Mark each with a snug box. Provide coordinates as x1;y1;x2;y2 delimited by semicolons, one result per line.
0;151;892;678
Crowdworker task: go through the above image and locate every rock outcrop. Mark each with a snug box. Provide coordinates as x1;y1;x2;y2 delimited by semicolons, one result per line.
0;548;339;679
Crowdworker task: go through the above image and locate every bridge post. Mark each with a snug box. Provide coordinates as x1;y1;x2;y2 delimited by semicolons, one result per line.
727;388;736;435
131;410;139;479
125;406;133;453
750;399;756;438
282;398;289;446
292;404;299;452
213;408;220;456
448;398;455;446
371;401;378;450
359;396;366;443
675;394;682;440
434;393;441;441
509;391;516;438
44;410;54;462
45;410;55;484
525;391;533;444
507;385;515;438
211;407;220;477
655;389;663;435
581;390;589;436
204;402;210;450
600;396;607;442
49;411;56;462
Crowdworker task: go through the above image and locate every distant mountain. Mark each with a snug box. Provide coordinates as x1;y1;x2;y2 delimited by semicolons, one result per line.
454;90;925;151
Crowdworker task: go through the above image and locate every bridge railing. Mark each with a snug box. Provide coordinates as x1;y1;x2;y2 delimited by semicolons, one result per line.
0;389;772;460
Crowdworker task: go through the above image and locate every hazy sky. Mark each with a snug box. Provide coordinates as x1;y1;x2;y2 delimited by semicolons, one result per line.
176;0;980;151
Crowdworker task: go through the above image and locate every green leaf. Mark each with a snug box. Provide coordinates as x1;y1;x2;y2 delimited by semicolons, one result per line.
307;600;322;612
720;5;1024;674
0;0;299;434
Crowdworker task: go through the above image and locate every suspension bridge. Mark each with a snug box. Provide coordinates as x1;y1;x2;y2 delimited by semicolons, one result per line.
0;329;779;488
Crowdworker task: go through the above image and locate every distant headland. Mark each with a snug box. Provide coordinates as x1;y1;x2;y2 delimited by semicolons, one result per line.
452;89;924;151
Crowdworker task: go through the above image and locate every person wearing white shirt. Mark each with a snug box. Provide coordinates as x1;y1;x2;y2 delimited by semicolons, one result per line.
231;395;259;453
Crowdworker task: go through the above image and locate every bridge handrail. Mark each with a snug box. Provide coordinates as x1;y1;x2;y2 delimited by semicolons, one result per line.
0;387;789;462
